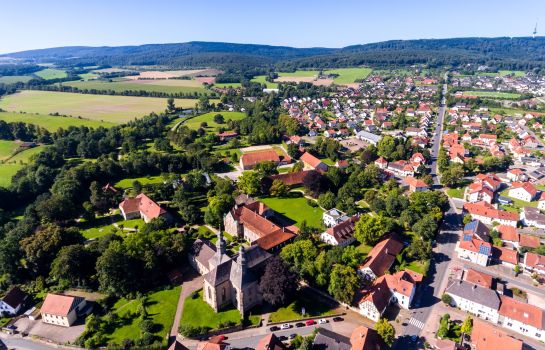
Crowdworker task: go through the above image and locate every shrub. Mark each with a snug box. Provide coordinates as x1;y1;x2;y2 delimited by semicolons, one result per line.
441;293;453;305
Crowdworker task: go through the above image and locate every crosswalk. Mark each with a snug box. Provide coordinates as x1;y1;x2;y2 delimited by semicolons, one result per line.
408;317;425;330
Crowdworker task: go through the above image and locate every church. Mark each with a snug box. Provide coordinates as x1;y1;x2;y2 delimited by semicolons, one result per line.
190;232;271;316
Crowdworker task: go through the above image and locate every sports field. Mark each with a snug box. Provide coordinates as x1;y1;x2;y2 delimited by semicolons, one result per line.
323;68;373;84
183;111;246;130
0;76;34;84
63;78;209;95
0;91;211;123
0;111;116;130
34;68;67;80
462;91;521;99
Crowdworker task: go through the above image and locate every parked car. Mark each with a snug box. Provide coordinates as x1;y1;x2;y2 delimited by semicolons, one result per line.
295;322;305;328
270;326;279;332
332;317;344;322
318;319;328;324
289;334;297;339
305;320;316;326
280;323;291;330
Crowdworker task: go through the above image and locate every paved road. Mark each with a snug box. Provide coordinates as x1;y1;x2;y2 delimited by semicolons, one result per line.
0;336;57;350
394;75;463;349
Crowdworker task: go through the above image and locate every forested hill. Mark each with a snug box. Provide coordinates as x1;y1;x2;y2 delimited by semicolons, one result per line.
3;37;545;70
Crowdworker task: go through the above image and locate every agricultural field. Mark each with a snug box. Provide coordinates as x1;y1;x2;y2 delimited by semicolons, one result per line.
125;69;220;80
0;111;116;130
213;82;242;88
78;72;99;80
323;67;373;84
0;145;44;187
0;140;19;161
250;75;278;89
275;70;319;84
183;111;246;131
0;75;33;84
63;78;210;95
34;68;67;80
0;91;210;123
462;91;521;99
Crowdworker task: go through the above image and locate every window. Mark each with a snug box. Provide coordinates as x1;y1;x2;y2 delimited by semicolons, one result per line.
208;287;212;300
222;287;226;302
507;322;512;327
537;333;541;338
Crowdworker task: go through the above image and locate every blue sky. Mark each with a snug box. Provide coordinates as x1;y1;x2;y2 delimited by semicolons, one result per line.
1;0;543;54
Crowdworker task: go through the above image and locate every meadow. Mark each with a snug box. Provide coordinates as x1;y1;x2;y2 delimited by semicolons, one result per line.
63;78;210;95
462;90;521;99
0;76;33;84
34;68;67;80
183;111;246;131
260;193;323;228
250;75;278;89
323;67;373;84
0;145;44;187
0;140;19;161
0;111;116;130
0;91;211;123
213;82;242;89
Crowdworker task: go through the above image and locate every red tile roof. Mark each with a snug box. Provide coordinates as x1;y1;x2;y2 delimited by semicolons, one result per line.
519;234;540;248
496;225;519;242
240;150;280;168
350;326;385;350
268;171;311;187
499;295;545;329
492;246;518;265
359;235;404;277
465;269;493;289
459;238;492;255
136;193;166;220
255;230;295;251
510;181;537;197
256;334;286;350
464;202;519;222
300;152;325;169
41;294;83;317
524;252;545;272
471;320;523;350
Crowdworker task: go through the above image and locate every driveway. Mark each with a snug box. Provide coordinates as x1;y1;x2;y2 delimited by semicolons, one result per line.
13;317;85;345
170;268;203;339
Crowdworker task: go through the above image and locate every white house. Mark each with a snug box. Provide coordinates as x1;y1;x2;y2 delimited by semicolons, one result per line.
445;280;500;323
522;252;545;276
320;216;359;247
538;193;545;211
0;287;27;316
508;182;538;202
322;208;349;228
463;202;518;227
41;294;87;327
455;237;492;266
498;296;545;341
521;207;545;229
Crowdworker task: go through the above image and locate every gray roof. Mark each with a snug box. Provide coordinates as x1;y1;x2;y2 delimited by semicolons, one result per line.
523;207;545;225
446;280;500;310
190;239;216;267
204;260;233;286
232;245;271;269
312;329;351;350
356;130;382;143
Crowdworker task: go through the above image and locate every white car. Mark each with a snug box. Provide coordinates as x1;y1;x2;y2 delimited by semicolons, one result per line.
318;319;328;324
280;323;291;330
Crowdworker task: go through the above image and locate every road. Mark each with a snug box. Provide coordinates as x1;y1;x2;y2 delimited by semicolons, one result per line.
394;74;464;349
0;336;57;350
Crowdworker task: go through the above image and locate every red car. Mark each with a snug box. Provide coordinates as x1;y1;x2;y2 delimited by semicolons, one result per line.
305;320;316;326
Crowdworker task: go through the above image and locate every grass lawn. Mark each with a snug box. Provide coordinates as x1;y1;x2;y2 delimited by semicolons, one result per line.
323;68;372;84
250;76;279;89
0;76;33;84
446;187;464;199
499;70;526;77
181;290;242;330
183;111;246;131
462;91;521;99
63;79;210;95
0;91;214;123
405;260;428;275
356;242;373;256
319;158;336;166
0;111;116;130
34;68;67;80
78;73;99;80
499;189;538;208
0;140;19;160
115;175;165;189
260;194;323;228
268;289;337;323
79;215;144;239
104;286;180;345
0;146;44;187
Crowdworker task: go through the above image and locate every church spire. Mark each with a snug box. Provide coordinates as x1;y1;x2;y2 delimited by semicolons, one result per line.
237;245;247;273
216;230;226;256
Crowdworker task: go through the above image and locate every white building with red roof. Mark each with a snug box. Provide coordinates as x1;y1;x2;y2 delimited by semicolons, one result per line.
508;182;538;202
320;216;359;247
456;237;492;266
506;168;527;183
41;294;86;327
499;295;545;341
463;202;518;227
119;193;168;223
403;176;429;193
300;152;328;172
522;252;545;276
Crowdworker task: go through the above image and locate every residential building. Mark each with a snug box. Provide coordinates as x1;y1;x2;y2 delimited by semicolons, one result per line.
358;235;404;280
463;202;518;227
522;252;545;275
492;246;519;268
41;294;87;327
506;169;527;183
463;220;490;242
403;176;429;193
521;206;545;228
350;326;386;350
0;287;27;316
323;208;350;228
464;269;493;289
508;182;538;202
240;150;282;170
300;152;329;172
498;295;545;341
455;237;492;266
470;320;523;350
119;193;168;223
197;337;230;350
256;334;286;350
445;280;501;323
320;215;359;247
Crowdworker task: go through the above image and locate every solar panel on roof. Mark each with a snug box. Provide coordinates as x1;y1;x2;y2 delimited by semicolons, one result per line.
479;245;491;255
463;234;473;241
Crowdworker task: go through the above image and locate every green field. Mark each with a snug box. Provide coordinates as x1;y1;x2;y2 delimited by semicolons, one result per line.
79;215;145;239
499;70;526;77
268;289;337;323
63;79;209;95
0;111;116;130
103;286;180;345
78;72;99;80
462;91;521;99
260;194;324;228
0;91;209;123
181;290;242;330
0;145;44;187
250;75;278;89
0;140;19;160
183;111;246;131
213;82;242;89
323;68;373;84
34;68;67;80
0;76;33;84
115;175;165;189
278;70;319;77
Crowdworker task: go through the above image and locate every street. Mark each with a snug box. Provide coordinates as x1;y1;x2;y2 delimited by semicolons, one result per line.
0;335;57;350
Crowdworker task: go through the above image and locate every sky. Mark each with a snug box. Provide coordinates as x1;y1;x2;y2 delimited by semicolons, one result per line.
1;0;543;54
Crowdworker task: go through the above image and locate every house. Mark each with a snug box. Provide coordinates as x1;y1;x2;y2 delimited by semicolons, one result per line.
463;220;490;242
323;208;350;228
119;193;168;223
267;171;310;188
492;246;519;268
464;183;494;204
224;196;295;245
202;234;271;316
300;152;329;172
522;252;545;275
470;320;523;350
256;334;286;350
356;130;382;146
217;132;238;142
508;182;538;202
496;225;519;246
521;206;545;229
463;202;518;227
498;295;545;341
464;269;493;289
445;280;500;323
455;237;492;266
240;150;282;170
358;235;404;280
519;234;540;249
350;326;387;350
538;192;545;210
387;160;415;177
320;216;359;247
374;157;388;169
41;294;87;327
312;328;351;350
197;336;230;350
403;176;429;193
475;174;502;192
506;169;527;183
0;287;27;316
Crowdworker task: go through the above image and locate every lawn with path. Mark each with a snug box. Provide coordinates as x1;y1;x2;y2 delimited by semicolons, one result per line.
181;290;242;330
0;140;19;160
114;175;166;189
